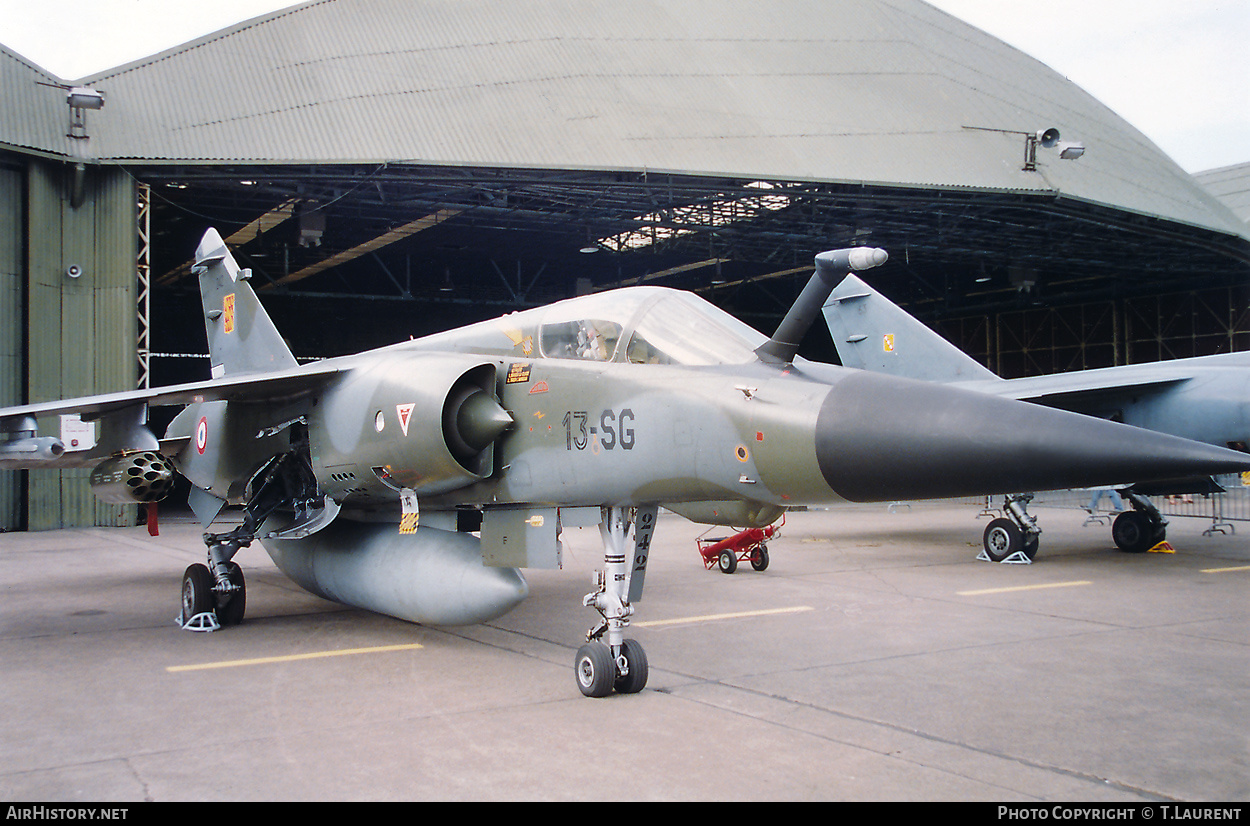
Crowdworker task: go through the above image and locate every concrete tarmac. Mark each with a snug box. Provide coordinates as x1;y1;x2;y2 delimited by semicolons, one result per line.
1;501;1247;802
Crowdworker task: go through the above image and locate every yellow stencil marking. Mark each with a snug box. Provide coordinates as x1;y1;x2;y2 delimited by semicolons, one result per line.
636;606;813;628
167;643;423;672
958;580;1091;596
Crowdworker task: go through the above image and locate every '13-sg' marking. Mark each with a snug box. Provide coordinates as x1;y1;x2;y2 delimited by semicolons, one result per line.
563;409;635;451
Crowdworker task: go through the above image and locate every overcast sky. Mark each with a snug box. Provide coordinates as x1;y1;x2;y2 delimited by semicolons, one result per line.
1;0;1245;173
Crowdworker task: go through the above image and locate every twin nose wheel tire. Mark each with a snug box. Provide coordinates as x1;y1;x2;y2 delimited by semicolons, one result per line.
575;638;648;697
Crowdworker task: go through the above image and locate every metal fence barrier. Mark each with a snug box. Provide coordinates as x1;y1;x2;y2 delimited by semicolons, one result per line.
1027;473;1250;536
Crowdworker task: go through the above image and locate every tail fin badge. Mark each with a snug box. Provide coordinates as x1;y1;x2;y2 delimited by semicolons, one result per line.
223;294;236;334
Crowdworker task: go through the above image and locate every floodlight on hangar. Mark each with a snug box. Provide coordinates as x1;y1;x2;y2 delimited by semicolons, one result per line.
964;126;1086;171
1058;141;1087;160
65;86;104;140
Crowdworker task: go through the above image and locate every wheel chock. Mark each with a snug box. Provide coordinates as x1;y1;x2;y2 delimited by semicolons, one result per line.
176;611;221;632
976;549;1034;564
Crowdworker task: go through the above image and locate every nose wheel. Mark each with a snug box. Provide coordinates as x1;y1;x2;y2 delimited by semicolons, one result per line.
575;637;649;698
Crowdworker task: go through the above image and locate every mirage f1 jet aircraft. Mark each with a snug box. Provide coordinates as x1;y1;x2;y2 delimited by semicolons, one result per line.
3;230;1248;697
823;273;1250;561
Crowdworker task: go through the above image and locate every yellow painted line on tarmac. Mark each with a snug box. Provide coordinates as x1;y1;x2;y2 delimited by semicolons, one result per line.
166;643;423;673
1201;565;1250;573
636;606;813;628
958;581;1091;597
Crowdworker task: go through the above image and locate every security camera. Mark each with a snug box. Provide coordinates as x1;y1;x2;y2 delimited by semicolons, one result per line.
66;265;82;279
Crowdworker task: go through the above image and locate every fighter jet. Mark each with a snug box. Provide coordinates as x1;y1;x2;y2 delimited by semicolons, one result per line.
823;273;1250;560
3;231;1248;698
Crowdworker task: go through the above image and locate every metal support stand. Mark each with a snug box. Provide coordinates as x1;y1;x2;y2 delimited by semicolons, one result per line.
1203;494;1235;537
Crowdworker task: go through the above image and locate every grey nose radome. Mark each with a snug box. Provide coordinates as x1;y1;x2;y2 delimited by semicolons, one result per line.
815;371;1250;503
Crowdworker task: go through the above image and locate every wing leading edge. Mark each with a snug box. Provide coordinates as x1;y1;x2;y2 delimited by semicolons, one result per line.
0;364;343;469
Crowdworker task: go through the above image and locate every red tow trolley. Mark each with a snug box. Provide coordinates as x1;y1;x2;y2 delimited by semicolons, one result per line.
696;515;784;574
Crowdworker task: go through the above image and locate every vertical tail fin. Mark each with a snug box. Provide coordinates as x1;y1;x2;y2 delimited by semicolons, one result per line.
822;274;999;383
194;228;298;377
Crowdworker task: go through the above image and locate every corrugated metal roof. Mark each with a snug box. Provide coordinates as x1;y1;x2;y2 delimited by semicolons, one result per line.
0;45;74;159
1;0;1245;241
1194;163;1250;225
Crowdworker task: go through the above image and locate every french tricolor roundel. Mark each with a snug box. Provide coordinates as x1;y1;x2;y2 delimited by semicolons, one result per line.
196;417;209;454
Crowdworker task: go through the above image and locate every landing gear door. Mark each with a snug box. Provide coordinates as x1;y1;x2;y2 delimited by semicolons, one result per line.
627;505;657;603
481;506;561;569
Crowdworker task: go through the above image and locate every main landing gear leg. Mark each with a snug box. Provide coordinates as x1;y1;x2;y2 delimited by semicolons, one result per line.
178;454;306;631
576;505;656;697
981;494;1041;563
180;519;260;632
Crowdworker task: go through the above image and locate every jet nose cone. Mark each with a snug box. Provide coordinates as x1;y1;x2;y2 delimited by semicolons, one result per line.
447;388;513;460
815;372;1250;502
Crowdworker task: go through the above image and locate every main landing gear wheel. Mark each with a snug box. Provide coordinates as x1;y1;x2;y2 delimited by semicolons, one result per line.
1112;511;1163;553
180;448;323;632
982;518;1038;562
216;562;247;627
180;563;218;629
180;561;248;630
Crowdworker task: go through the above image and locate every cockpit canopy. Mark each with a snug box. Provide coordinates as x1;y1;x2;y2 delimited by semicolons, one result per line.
411;286;769;367
537;288;766;366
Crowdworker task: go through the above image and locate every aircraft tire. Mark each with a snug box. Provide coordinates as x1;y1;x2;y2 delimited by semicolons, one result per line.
181;563;216;625
718;549;738;574
613;638;648;694
575;641;615;698
751;544;769;572
983;518;1022;562
1112;511;1154;553
1022;532;1040;560
216;562;247;627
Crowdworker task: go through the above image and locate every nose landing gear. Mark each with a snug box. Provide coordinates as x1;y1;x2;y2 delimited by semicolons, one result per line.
576;505;656;697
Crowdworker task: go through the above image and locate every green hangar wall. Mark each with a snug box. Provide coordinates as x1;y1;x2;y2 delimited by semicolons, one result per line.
1;156;137;530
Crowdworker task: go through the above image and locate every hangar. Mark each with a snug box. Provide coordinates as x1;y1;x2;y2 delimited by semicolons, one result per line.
1;0;1247;528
